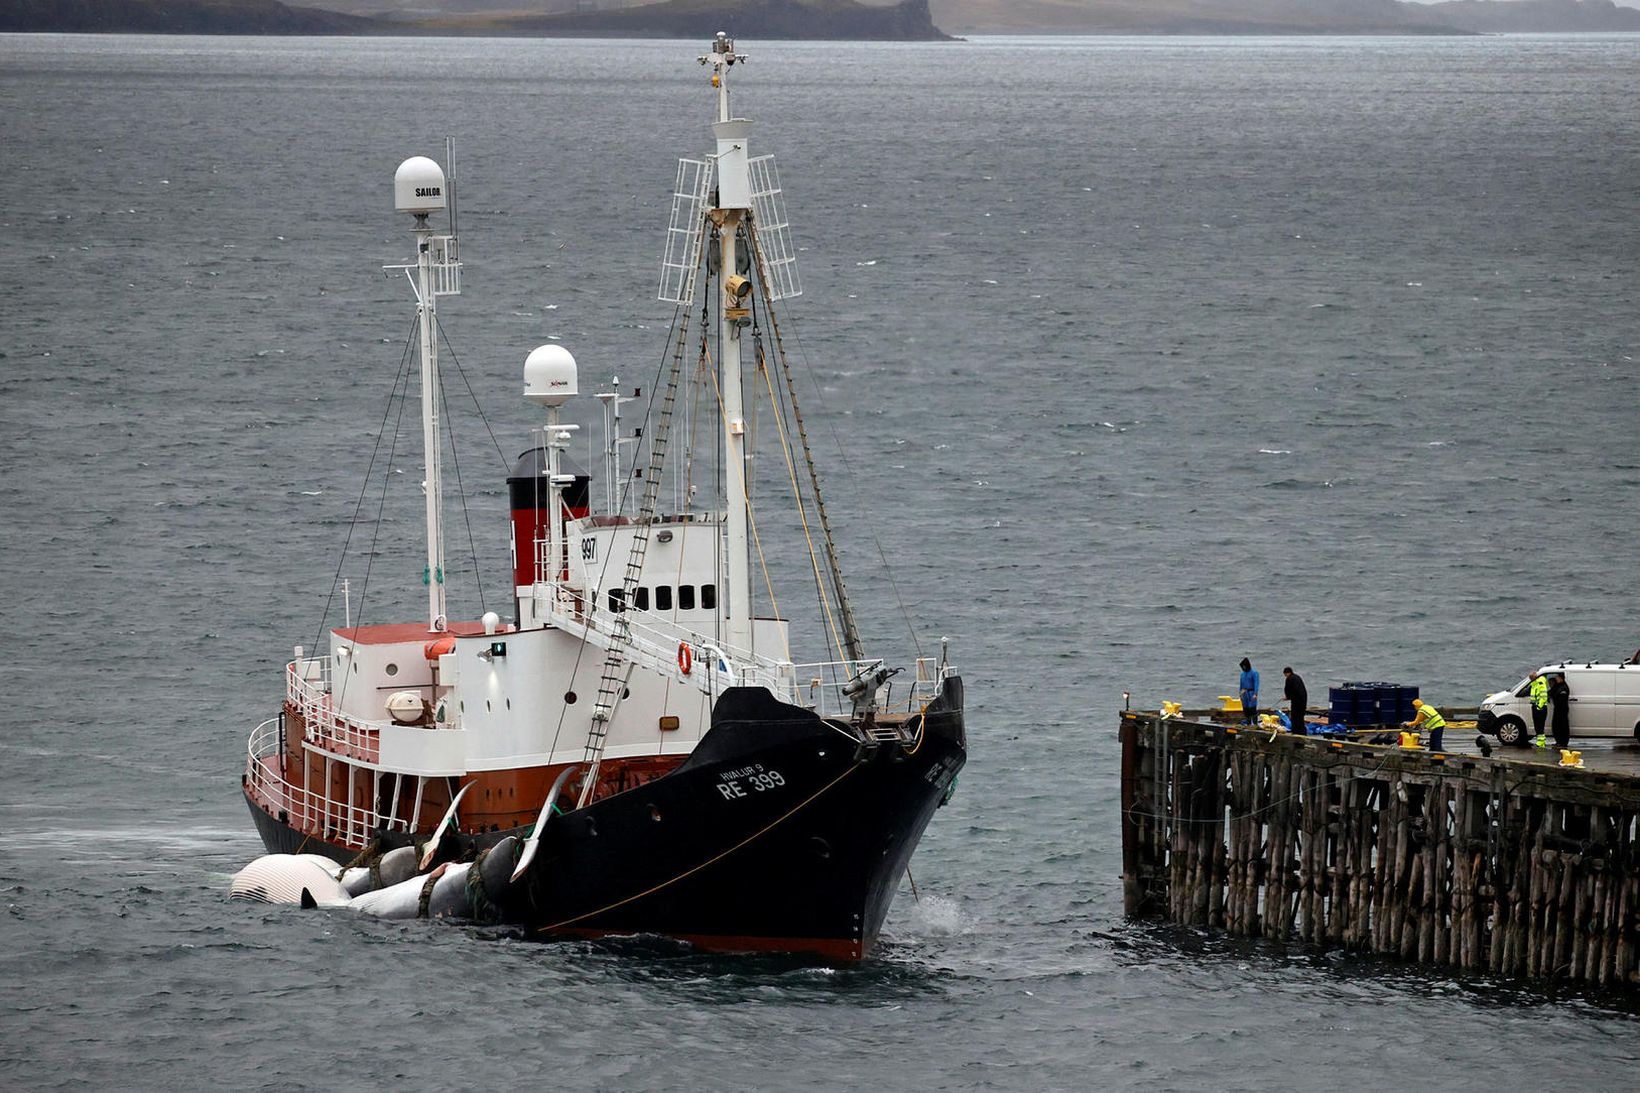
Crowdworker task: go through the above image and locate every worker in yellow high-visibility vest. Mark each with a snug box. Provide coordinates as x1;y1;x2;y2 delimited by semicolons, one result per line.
1529;671;1550;748
1403;698;1448;752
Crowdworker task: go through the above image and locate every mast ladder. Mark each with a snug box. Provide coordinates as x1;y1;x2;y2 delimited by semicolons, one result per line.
576;315;694;807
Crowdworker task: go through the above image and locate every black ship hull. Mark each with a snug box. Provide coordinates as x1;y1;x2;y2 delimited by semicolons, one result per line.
245;678;966;961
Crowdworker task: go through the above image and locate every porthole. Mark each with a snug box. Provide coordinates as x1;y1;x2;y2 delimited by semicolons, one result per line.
565;691;578;704
622;687;630;699
385;663;399;677
459;700;465;713
485;700;492;712
506;698;511;710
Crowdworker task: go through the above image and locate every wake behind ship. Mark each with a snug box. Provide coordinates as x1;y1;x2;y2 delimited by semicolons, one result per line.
236;35;966;961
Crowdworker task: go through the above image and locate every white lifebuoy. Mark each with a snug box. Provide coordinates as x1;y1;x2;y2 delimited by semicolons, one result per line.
677;642;694;676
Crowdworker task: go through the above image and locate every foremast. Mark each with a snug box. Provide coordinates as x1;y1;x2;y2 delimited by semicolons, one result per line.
698;35;876;710
703;33;757;658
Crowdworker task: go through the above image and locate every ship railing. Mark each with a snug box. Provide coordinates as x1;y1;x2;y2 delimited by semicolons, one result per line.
537;598;950;715
544;595;792;693
245;716;380;851
791;657;955;718
285;658;385;764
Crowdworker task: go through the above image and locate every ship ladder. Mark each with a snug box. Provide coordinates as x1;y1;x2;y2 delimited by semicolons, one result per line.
577;304;694;808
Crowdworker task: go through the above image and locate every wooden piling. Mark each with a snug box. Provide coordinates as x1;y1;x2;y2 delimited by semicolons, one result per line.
1120;711;1640;988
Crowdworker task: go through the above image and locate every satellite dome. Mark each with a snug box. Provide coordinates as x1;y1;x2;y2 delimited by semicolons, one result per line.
394;156;446;215
524;344;578;407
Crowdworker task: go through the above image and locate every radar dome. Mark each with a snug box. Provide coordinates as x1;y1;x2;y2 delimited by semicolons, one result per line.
524;344;578;407
394;156;447;214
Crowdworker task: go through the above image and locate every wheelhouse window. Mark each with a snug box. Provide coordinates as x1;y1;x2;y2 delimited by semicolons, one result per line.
635;587;650;611
608;588;626;612
656;585;673;611
701;583;717;609
678;585;696;610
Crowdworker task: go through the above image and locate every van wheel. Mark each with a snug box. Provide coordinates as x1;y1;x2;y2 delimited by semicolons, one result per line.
1633;721;1640;742
1495;716;1528;747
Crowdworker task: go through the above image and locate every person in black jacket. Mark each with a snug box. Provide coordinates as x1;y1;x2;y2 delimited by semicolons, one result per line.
1283;667;1308;734
1548;672;1572;750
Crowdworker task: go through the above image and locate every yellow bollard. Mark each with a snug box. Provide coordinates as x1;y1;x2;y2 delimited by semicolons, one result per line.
1160;701;1182;720
1399;731;1423;749
1559;749;1584;769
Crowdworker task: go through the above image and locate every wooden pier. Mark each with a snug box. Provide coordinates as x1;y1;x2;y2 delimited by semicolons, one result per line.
1120;710;1640;986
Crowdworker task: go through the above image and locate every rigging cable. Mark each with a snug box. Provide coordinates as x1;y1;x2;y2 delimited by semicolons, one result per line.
308;314;419;674
334;324;418;715
436;363;487;616
750;299;847;668
434;314;510;472
701;346;786;642
747;220;922;660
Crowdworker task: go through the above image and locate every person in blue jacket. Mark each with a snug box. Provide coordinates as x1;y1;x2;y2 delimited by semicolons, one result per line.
1239;658;1259;724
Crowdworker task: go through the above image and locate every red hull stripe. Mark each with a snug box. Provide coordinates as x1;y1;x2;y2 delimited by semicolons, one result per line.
548;926;867;963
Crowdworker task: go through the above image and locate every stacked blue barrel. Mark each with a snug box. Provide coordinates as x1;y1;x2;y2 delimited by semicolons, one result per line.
1328;682;1419;728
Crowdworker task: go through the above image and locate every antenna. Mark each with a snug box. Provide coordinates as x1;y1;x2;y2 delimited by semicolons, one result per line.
444;136;460;242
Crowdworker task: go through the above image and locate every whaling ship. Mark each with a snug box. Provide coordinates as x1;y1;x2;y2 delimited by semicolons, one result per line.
239;36;966;960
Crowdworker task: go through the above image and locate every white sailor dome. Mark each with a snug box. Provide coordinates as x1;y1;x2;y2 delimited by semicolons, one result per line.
394;156;446;214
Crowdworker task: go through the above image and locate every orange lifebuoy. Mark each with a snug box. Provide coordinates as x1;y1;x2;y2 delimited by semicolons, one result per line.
677;642;694;676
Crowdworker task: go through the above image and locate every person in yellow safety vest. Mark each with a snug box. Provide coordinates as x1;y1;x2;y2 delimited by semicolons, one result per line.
1403;698;1447;752
1529;671;1550;748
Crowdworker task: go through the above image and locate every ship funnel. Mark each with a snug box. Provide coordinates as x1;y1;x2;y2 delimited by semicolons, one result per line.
394;156;447;215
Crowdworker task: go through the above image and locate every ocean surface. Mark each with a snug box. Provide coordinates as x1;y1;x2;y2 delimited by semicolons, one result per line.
3;31;1639;1089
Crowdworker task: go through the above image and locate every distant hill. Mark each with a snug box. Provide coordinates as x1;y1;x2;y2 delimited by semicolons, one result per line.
1411;0;1640;30
7;0;1638;36
925;0;1640;32
0;0;375;32
419;0;951;39
1;0;948;38
926;0;1466;33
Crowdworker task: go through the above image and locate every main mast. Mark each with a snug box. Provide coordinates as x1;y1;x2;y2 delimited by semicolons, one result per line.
703;33;756;656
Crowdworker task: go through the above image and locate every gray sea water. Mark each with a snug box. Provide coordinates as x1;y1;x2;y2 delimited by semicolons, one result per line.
3;30;1639;1090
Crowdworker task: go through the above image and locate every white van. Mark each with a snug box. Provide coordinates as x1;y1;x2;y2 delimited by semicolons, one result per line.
1478;662;1640;746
